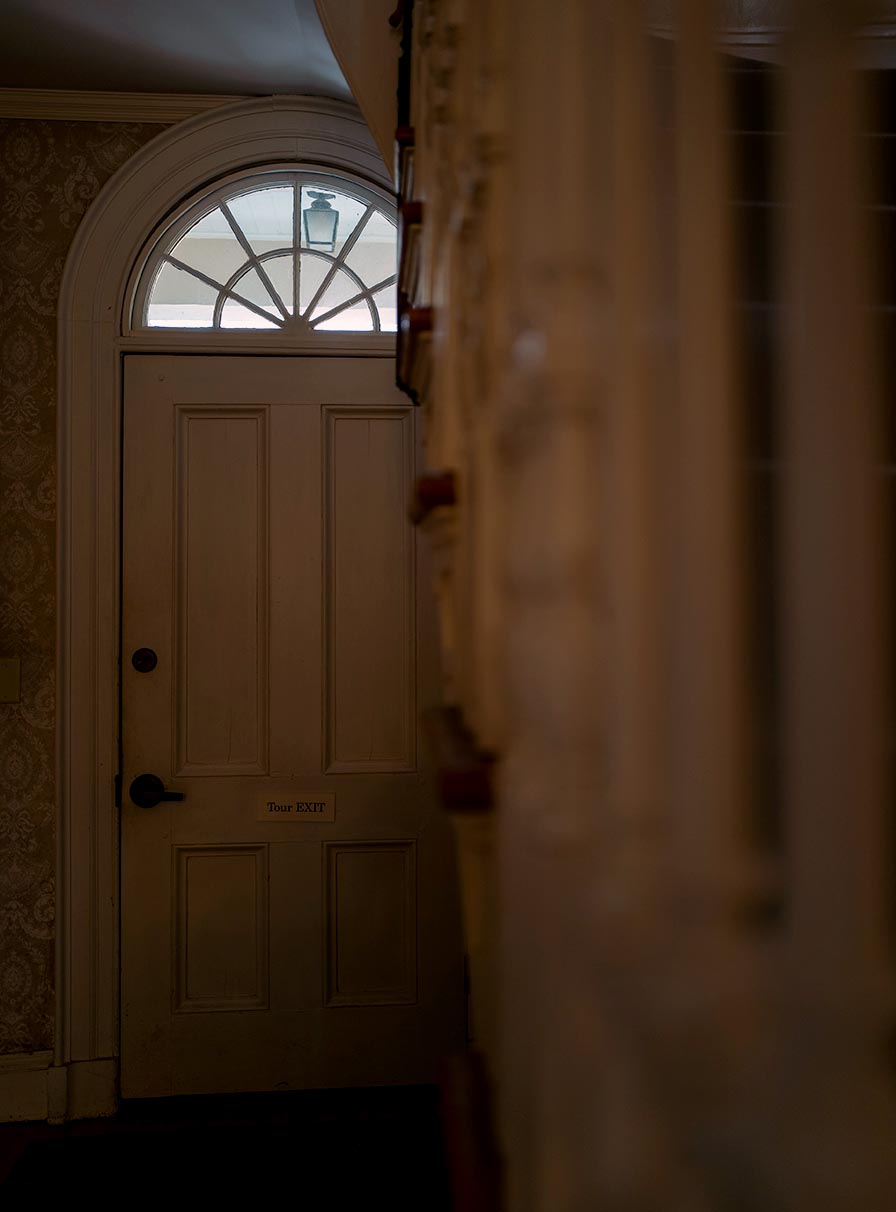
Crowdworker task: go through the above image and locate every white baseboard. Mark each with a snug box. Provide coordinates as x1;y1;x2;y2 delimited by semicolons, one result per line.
67;1059;118;1121
0;1051;52;1122
0;1053;117;1122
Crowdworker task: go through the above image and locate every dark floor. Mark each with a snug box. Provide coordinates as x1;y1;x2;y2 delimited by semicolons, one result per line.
0;1085;452;1206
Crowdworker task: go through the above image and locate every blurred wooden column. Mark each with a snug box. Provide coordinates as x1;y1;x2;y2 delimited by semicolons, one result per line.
496;2;609;1208
606;3;662;909
772;2;896;1206
500;0;754;1204
398;0;896;1206
399;6;509;1206
671;0;748;907
642;0;760;1201
594;6;692;1207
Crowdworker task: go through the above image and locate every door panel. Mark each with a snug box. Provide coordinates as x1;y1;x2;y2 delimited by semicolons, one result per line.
175;408;268;774
325;407;415;771
324;840;417;1006
173;845;269;1012
120;355;463;1097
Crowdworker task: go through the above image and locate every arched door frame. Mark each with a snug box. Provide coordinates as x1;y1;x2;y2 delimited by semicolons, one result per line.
56;97;393;1119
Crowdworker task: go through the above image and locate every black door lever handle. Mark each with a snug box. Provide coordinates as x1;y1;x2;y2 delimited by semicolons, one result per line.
129;772;185;809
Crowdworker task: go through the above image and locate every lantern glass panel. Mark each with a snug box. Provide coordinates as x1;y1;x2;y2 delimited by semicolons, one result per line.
300;185;367;254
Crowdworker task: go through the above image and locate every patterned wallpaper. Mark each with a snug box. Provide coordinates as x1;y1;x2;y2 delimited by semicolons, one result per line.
0;119;164;1055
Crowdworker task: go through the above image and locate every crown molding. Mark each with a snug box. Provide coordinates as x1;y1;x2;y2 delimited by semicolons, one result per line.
0;88;253;123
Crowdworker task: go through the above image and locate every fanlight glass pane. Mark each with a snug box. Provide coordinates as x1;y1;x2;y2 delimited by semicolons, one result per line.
313;303;374;331
141;172;396;333
263;254;294;315
220;300;280;329
179;206;234;238
169;206;247;286
309;269;361;323
230;267;281;318
372;284;398;332
300;185;368;256
226;186;294;257
146;261;217;327
298;253;331;314
344;209;396;287
313;302;375;332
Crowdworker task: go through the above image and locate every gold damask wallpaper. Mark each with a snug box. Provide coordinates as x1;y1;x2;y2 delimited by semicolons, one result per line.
0;119;164;1055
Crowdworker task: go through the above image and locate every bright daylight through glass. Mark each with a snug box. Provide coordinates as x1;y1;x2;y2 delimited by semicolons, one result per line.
144;175;397;333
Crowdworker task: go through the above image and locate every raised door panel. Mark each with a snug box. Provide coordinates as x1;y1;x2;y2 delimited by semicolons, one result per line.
173;845;269;1012
325;407;415;772
324;841;417;1006
175;408;269;775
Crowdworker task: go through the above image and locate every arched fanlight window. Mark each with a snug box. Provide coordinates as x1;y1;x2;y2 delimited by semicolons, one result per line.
131;170;397;334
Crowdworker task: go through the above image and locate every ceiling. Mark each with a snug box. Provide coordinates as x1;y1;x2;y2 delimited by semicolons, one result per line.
0;0;351;98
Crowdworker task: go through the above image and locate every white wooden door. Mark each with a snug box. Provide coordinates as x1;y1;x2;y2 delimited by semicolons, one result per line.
120;355;464;1097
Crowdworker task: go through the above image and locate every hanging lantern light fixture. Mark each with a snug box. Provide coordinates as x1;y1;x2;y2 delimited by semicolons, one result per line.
303;190;339;252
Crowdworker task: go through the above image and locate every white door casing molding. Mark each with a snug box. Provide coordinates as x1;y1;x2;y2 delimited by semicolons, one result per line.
56;97;394;1115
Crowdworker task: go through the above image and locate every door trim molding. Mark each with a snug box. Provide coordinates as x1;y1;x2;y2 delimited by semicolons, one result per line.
56;96;392;1115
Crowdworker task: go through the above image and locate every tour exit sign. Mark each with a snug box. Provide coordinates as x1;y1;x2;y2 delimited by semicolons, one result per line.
255;792;335;822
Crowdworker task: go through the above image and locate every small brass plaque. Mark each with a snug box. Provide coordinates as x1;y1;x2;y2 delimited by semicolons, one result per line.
256;792;335;822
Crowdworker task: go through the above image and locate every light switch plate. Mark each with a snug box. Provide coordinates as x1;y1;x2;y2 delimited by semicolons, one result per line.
0;657;21;703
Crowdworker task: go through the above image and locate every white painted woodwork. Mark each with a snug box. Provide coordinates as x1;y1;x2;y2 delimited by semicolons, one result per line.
325;408;414;771
315;0;398;168
57;99;396;1095
0;1054;117;1124
324;841;417;1005
174;847;269;1011
176;409;269;774
120;355;463;1096
0;1052;54;1124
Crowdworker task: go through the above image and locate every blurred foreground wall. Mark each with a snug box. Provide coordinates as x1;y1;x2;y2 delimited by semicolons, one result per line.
395;1;896;1208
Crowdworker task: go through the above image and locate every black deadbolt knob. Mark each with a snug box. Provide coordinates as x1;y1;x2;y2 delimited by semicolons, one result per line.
132;647;158;673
